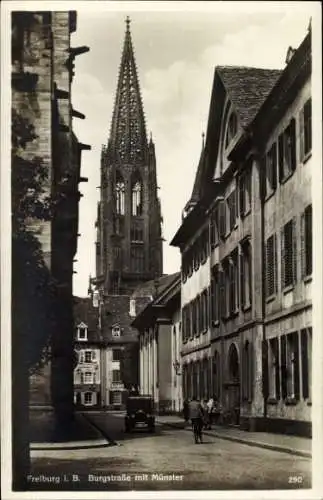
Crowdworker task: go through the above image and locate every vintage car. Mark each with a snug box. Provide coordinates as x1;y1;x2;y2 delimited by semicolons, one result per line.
125;395;155;432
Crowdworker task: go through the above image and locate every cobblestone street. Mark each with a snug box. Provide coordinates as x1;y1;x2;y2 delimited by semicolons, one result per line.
30;412;311;491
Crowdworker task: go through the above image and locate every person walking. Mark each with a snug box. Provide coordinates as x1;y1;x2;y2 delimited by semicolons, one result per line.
183;399;189;424
188;396;204;444
206;397;214;429
202;399;209;430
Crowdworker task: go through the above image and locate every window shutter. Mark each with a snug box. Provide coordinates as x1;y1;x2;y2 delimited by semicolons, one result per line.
248;245;252;306
273;234;278;293
239;176;244;216
242;347;247;401
265;239;269;297
281;335;287;399
300;213;305;278
299;107;305;163
92;351;96;361
262;340;269;398
292;217;297;284
235;256;239;310
272;143;277;190
222;201;226;237
294;332;300;400
220;268;226;318
278;134;284;182
275;338;280;399
280;227;285;289
240;252;244;307
290;118;296;172
249;343;254;401
301;330;309;399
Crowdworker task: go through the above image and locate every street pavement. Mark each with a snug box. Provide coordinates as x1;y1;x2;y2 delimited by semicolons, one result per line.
29;411;312;491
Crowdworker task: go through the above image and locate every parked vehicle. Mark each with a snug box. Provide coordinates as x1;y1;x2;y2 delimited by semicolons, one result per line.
125;395;155;432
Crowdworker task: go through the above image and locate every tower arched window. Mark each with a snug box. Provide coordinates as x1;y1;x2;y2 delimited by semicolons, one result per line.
115;172;125;215
132;177;142;216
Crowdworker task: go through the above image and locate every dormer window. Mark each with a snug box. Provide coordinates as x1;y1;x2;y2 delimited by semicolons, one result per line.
225;111;238;148
112;324;121;338
77;322;88;341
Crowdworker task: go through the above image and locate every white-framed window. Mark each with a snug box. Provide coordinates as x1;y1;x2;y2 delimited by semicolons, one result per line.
112;325;121;337
84;392;93;405
77;323;88;341
84;351;92;363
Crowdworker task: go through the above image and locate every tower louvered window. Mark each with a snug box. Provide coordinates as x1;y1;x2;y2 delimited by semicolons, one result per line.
115;173;125;215
132;179;142;216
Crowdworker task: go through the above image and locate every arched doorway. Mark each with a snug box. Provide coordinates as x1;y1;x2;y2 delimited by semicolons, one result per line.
227;343;240;425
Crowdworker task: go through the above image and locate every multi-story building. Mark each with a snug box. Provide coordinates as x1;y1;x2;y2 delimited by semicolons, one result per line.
73;297;102;407
132;273;182;412
73;278;169;409
171;28;312;436
230;31;312;436
11;11;90;421
92;17;164;389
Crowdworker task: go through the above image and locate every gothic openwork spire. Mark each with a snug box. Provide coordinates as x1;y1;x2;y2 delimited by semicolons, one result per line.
109;17;147;164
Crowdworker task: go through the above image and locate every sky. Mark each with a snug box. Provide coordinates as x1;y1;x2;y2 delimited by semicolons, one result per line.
70;1;315;297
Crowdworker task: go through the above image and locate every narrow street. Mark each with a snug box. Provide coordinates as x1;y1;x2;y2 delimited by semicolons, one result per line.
30;411;311;491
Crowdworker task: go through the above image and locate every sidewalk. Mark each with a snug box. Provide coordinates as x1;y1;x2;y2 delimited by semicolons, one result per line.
29;408;112;450
155;415;312;458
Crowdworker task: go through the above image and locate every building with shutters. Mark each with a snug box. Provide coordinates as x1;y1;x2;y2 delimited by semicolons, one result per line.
73;297;102;407
90;17;164;394
171;26;312;436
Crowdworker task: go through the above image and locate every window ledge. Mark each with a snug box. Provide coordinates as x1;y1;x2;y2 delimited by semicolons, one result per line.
280;170;294;185
302;151;312;165
267;397;278;405
285;397;298;406
242;208;251;218
303;275;312;284
265;294;276;304
283;284;294;295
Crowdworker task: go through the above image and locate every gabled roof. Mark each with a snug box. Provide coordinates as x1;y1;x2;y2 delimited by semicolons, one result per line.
178;65;282;241
131;272;181;330
216;66;282;128
73;296;101;342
